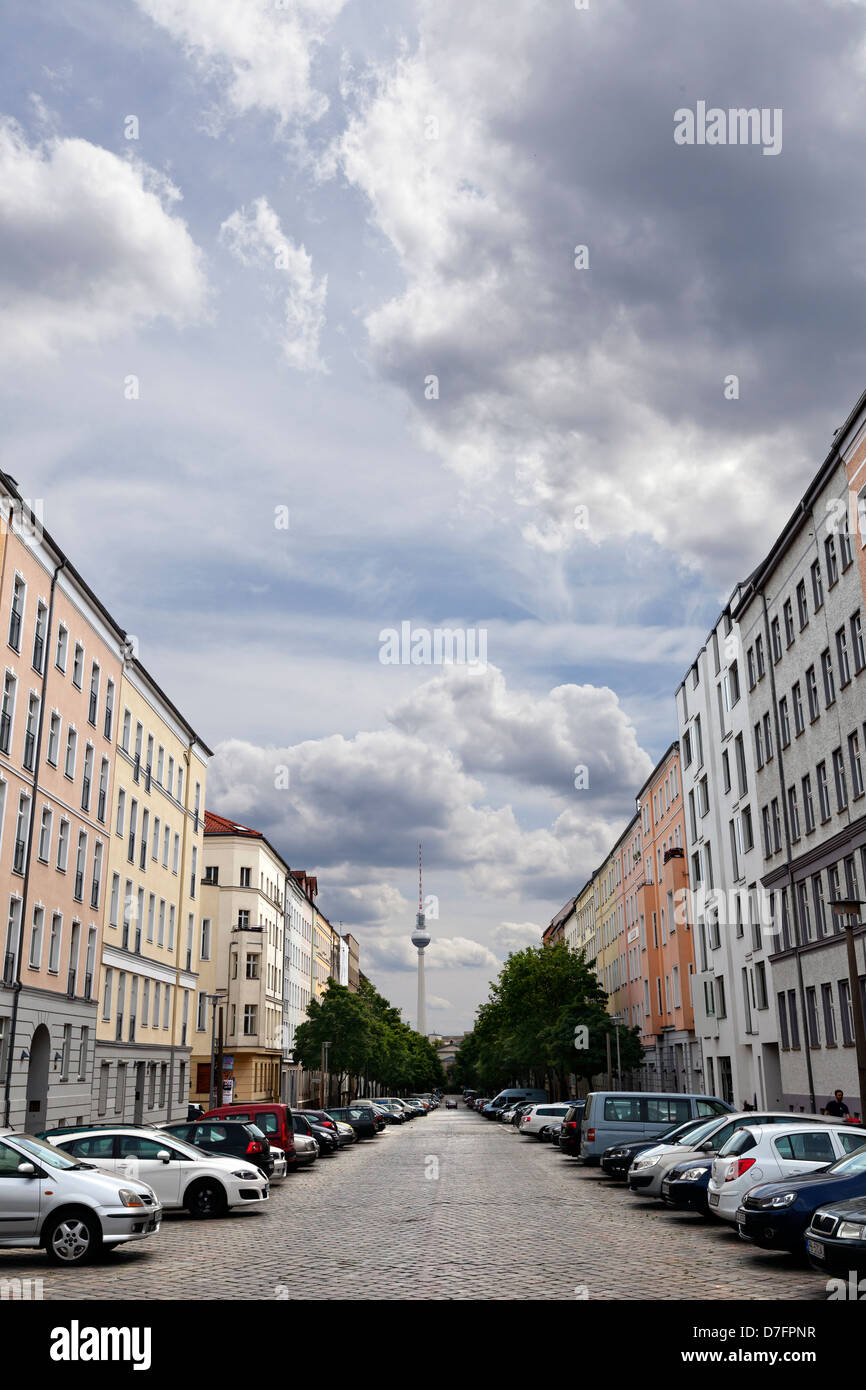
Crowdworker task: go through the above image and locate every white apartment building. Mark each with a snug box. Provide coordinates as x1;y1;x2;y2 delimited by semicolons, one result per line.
282;867;314;1105
734;396;866;1115
677;600;783;1110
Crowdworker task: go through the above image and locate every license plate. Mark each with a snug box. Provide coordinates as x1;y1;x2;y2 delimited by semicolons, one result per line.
806;1238;825;1259
709;1191;720;1207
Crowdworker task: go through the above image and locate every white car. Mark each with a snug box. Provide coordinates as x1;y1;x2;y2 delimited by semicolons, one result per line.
270;1146;288;1182
708;1123;866;1222
518;1103;573;1137
48;1126;269;1218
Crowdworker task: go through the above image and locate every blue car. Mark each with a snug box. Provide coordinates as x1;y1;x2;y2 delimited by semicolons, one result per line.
660;1156;713;1215
736;1137;866;1252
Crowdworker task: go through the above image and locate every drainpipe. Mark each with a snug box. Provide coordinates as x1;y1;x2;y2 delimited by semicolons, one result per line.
759;587;817;1114
3;555;66;1126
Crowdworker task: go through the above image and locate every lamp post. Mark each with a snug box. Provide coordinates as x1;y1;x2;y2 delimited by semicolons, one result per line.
206;990;228;1112
830;898;866;1121
321;1040;331;1107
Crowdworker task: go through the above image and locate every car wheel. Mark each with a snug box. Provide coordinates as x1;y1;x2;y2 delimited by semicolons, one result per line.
186;1178;228;1219
44;1210;102;1265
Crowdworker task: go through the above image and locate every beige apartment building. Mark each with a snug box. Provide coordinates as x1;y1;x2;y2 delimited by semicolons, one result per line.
0;481;126;1131
94;661;210;1125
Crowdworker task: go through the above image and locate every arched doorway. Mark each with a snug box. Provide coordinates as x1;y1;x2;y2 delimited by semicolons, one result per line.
25;1024;50;1130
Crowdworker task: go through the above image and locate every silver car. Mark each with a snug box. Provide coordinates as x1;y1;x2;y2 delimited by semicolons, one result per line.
292;1133;319;1166
0;1128;161;1265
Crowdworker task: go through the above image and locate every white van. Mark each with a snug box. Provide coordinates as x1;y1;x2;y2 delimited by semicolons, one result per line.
481;1088;548;1119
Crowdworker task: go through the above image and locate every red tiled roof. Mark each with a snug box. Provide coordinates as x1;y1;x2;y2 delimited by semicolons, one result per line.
204;809;264;839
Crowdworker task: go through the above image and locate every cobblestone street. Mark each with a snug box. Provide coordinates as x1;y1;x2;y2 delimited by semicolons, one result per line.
0;1105;834;1301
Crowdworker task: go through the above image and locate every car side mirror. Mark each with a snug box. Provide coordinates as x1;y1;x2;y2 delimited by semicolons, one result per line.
157;1149;172;1164
16;1161;36;1176
699;1141;715;1152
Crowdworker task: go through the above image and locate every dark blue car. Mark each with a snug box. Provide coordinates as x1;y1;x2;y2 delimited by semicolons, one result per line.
736;1138;866;1252
661;1156;713;1215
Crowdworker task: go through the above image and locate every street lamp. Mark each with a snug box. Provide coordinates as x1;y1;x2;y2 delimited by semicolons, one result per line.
830;898;866;1121
206;990;228;1112
321;1040;331;1108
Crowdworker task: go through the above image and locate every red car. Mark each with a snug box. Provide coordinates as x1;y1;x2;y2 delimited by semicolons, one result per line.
203;1103;297;1168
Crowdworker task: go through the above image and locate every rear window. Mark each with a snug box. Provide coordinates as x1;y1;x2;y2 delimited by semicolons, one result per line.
63;1134;116;1158
255;1112;280;1135
604;1097;641;1122
645;1098;691;1124
697;1098;730;1116
718;1129;757;1157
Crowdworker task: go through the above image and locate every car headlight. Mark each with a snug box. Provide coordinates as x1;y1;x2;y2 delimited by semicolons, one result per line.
836;1221;866;1240
609;1149;627;1159
679;1167;707;1182
232;1169;260;1180
632;1157;658;1170
765;1192;797;1209
118;1188;146;1207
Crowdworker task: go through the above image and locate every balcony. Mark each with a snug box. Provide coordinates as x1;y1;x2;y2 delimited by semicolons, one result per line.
66;968;76;998
663;847;685;864
88;690;98;725
13;838;25;874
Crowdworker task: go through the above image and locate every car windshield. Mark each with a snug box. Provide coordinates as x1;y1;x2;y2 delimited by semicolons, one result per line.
662;1118;709;1143
159;1135;213;1159
676;1117;722;1146
827;1144;866;1175
15;1134;88;1170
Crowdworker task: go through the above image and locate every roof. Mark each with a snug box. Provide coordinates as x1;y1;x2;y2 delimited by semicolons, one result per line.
204;809;264;838
548;896;577;932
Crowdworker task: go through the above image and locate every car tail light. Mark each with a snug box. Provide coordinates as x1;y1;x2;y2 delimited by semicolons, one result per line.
565;1121;577;1131
587;1129;595;1142
726;1158;756;1181
246;1140;263;1154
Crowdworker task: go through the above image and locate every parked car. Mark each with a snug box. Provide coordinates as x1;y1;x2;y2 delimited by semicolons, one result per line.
463;1090;478;1105
293;1133;319;1166
0;1128;161;1266
202;1103;297;1169
269;1147;288;1182
627;1110;845;1200
558;1102;588;1157
369;1102;399;1126
159;1119;274;1177
45;1125;268;1218
519;1103;574;1138
600;1117;715;1178
300;1110;349;1148
445;1097;458;1110
328;1106;379;1140
292;1112;340;1154
736;1138;866;1252
581;1092;734;1163
660;1156;715;1215
540;1122;562;1145
806;1196;866;1275
510;1102;535;1128
707;1123;866;1223
481;1087;549;1120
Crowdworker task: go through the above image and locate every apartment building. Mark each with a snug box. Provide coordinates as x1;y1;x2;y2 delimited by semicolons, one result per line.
191;812;288;1106
0;483;126;1130
677;602;784;1110
633;744;701;1092
734;393;866;1113
343;932;360;992
94;661;210;1125
574;872;598;963
281;865;314;1105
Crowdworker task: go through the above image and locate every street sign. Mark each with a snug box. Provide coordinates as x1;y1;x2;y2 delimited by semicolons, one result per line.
574;1025;589;1049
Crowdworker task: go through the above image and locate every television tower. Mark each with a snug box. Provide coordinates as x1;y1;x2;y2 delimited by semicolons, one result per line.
411;842;431;1035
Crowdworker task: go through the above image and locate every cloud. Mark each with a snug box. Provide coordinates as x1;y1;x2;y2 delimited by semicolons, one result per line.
492;921;543;955
426;995;452;1012
220;195;327;371
361;932;499;974
136;0;346;127
0;119;207;361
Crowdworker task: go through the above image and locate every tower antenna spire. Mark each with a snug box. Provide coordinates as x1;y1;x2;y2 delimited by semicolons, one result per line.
411;841;431;1034
419;841;423;914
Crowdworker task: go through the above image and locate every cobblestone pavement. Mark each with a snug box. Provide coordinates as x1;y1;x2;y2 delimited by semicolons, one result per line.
0;1103;833;1300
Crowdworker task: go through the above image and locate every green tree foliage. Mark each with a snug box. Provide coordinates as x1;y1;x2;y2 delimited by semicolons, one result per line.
454;941;643;1095
293;978;446;1096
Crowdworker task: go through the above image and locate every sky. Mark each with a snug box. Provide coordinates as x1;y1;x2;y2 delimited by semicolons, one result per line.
3;0;866;1034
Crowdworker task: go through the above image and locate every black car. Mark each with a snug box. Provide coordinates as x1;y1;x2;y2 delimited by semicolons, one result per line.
738;1140;866;1253
161;1119;273;1176
660;1156;714;1214
559;1102;586;1156
328;1105;378;1140
600;1117;712;1178
806;1195;866;1276
303;1109;350;1147
292;1111;340;1154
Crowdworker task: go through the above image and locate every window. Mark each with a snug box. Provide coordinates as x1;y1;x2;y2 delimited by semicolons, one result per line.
722;748;731;793
825;534;839;588
72;643;84;689
200;918;211;960
817;761;831;821
792;681;804;736
762;711;773;761
802;774;815;833
779;696;790;748
102;966;113;1020
103;679;114;741
55;623;68;671
64;726;77;779
121;710;131;753
7;575;24;651
46;711;60;766
796;579;808;629
821;649;835;706
850;730;865;800
698;777;709;817
37;806;52;862
81;744;93;812
755;961;768;1010
0;673;17;756
770;799;782;853
788;786;800;841
771;616;782;663
32;601;47;672
747;647;756;689
852;613;866;675
832;747;848;812
172;833;180;874
839;980;854;1046
787;989;800;1048
813;874;827;938
240;866;251;888
822;983;837;1046
734;733;747;796
837;627;852;687
245;953;260;980
783;598;794;647
806;665;819;722
47;913;61;973
88;663;100;725
13;793;30;875
798;880;812;941
56;818;69;872
243;1004;257;1036
841;520;854;570
28;905;44;969
755;634;765;678
754;722;764;769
